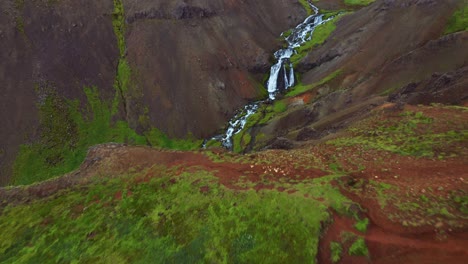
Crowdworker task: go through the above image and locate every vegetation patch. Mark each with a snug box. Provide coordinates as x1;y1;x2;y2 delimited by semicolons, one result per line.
344;0;376;6
348;237;369;257
229;100;290;153
354;217;369;233
286;69;342;97
0;168;355;263
146;129;202;151
12;87;147;186
298;0;314;15
330;241;343;263
444;4;468;34
290;14;344;66
329;110;467;158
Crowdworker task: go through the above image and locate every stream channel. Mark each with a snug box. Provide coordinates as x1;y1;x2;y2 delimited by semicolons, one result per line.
206;1;332;149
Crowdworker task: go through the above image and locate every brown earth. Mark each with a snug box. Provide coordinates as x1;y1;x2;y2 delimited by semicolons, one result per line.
123;0;308;138
0;0;119;185
0;0;306;184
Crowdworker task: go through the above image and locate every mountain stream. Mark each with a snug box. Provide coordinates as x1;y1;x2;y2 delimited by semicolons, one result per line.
206;2;331;149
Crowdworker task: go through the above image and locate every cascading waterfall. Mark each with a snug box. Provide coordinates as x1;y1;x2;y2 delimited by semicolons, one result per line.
206;1;331;149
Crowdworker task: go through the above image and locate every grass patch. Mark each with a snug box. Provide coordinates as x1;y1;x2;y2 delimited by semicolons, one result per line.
453;194;468;215
290;14;343;66
329;111;467;158
112;0;126;56
444;4;468;34
348;237;369;257
354;218;369;233
330;242;343;263
146;129;202;151
286;69;342;97
12;87;147;186
273;100;288;113
298;0;314;15
344;0;375;6
0;169;353;263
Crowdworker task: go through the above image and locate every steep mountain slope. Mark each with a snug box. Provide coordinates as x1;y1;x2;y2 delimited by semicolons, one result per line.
0;0;306;185
0;0;119;185
123;0;307;138
234;0;468;151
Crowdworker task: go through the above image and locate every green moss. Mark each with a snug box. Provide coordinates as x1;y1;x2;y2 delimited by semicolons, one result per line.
329;111;467;158
330;242;343;263
111;0;133;111
453;195;468;214
1;169;350;263
273;101;288;113
112;0;126;57
204;139;223;149
145;128;202;151
348;237;369;257
354;218;369;233
286;69;342;97
282;29;293;38
14;0;24;9
116;60;131;94
321;10;343;20
344;0;375;6
290;15;344;66
298;0;314;15
233;132;244;153
12;87;147;186
15;16;25;34
444;5;468;34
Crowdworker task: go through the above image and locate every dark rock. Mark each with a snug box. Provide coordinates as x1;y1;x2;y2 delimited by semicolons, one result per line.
127;9;166;23
266;137;294;150
296;127;321;141
173;5;216;20
297;50;341;73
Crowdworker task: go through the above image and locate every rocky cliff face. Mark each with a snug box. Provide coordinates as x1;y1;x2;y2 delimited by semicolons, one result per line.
0;0;306;185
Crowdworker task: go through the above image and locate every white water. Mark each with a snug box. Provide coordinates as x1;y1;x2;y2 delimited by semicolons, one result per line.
206;2;332;149
267;4;329;100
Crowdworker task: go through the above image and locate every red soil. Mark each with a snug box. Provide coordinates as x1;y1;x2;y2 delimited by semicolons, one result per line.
1;106;466;263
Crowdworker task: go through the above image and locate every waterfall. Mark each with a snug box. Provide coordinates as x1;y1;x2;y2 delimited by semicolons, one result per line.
206;1;333;149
